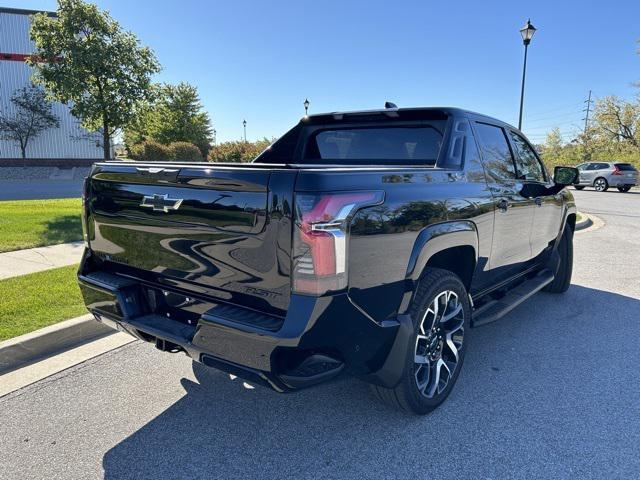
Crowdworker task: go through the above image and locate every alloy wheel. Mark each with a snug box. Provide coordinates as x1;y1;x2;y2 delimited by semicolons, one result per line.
594;178;607;191
414;290;465;398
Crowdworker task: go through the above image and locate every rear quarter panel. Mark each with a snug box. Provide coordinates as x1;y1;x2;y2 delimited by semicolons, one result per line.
295;165;495;323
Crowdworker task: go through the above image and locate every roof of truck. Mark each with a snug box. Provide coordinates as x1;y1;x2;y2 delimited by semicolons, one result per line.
304;106;516;130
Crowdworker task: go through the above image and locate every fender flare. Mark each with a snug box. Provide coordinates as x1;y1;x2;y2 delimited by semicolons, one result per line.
405;220;479;283
372;221;479;388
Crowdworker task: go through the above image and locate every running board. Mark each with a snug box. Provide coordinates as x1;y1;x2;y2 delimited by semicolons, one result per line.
472;269;554;327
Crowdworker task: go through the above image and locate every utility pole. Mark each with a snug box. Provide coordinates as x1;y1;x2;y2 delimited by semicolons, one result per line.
582;90;593;160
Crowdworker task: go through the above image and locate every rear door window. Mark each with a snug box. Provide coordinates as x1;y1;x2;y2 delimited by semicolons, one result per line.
303;124;445;165
474;123;517;181
508;131;546;182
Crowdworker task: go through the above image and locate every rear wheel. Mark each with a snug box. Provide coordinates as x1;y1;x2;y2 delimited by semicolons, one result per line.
370;268;470;415
544;226;573;293
594;177;608;192
574;185;585;190
617;185;632;192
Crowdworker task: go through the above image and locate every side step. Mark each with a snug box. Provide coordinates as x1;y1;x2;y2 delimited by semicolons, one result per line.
472;269;554;327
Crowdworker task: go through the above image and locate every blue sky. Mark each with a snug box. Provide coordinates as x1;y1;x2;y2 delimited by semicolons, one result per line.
13;0;640;144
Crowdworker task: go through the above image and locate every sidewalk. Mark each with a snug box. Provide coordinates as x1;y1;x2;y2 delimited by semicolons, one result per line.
0;241;84;280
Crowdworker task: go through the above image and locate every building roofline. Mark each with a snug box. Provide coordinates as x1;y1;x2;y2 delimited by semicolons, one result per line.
0;7;56;17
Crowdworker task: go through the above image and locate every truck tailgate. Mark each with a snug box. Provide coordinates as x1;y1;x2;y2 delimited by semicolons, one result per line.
86;164;295;315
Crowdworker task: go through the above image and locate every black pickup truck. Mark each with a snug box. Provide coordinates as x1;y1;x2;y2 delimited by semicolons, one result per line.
78;107;578;414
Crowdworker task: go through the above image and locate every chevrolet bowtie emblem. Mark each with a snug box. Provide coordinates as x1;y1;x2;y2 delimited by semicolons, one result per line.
140;194;183;213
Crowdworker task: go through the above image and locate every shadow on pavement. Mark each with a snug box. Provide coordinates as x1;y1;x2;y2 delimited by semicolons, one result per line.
102;284;640;479
42;215;83;245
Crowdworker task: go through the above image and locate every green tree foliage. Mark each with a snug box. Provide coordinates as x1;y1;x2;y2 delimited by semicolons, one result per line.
129;140;171;162
125;82;212;156
591;96;640;149
168;141;203;161
208;139;273;163
29;0;160;159
0;85;59;159
129;140;203;162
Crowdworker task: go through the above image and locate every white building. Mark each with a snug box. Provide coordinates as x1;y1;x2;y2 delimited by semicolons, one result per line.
0;7;103;159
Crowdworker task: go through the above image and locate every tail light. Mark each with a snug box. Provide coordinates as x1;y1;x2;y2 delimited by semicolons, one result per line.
612;166;622;175
292;191;383;295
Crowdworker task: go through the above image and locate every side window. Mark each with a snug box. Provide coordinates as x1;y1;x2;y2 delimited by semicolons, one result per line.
508;131;546;182
474;123;517;181
586;163;598;170
576;163;587;171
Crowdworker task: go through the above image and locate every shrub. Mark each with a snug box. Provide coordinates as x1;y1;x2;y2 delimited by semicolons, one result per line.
208;139;272;163
128;140;171;162
168;141;203;161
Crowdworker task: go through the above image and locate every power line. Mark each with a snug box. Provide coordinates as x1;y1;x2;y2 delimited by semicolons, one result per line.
523;101;584;120
523;111;583;127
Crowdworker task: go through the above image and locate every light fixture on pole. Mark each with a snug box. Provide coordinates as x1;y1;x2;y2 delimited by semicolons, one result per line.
518;19;537;130
304;98;310;116
243;120;247;142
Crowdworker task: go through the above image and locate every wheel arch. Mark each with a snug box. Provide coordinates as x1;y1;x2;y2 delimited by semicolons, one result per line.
405;221;479;292
593;176;608;187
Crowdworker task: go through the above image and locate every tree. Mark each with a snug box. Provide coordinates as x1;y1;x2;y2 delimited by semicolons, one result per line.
29;0;160;159
208;139;273;163
0;85;59;159
591;96;640;148
125;82;212;157
544;127;564;158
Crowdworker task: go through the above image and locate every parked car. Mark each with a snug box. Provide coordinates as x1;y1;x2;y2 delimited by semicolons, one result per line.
574;162;638;192
77;106;578;414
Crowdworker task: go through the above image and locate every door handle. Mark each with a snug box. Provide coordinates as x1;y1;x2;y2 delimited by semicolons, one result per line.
497;199;510;212
534;197;542;206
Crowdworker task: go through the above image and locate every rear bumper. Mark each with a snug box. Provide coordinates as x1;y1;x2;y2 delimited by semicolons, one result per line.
77;250;410;391
606;176;637;187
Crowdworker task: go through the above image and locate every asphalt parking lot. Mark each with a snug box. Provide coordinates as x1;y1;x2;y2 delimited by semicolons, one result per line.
1;188;639;479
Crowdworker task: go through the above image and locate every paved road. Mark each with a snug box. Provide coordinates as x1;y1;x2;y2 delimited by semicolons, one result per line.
0;180;84;200
1;189;639;479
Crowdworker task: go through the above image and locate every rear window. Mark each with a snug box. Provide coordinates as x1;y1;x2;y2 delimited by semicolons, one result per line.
615;163;637;171
303;124;446;165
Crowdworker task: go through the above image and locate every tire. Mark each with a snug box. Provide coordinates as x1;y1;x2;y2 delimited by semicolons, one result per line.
370;268;471;415
544;226;573;293
617;185;631;192
574;186;585;190
593;177;608;192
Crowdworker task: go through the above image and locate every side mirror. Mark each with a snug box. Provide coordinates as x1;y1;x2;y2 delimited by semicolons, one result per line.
553;166;579;186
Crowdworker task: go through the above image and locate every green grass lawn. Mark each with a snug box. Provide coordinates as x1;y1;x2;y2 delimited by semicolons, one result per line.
0;265;87;341
0;198;82;253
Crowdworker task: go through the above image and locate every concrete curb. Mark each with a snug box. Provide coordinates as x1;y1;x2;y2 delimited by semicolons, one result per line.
575;212;592;231
0;314;114;374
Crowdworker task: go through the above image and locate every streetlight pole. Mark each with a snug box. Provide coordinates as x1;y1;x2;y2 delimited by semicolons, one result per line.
243;120;247;142
518;19;537;131
213;128;217;146
304;98;309;116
